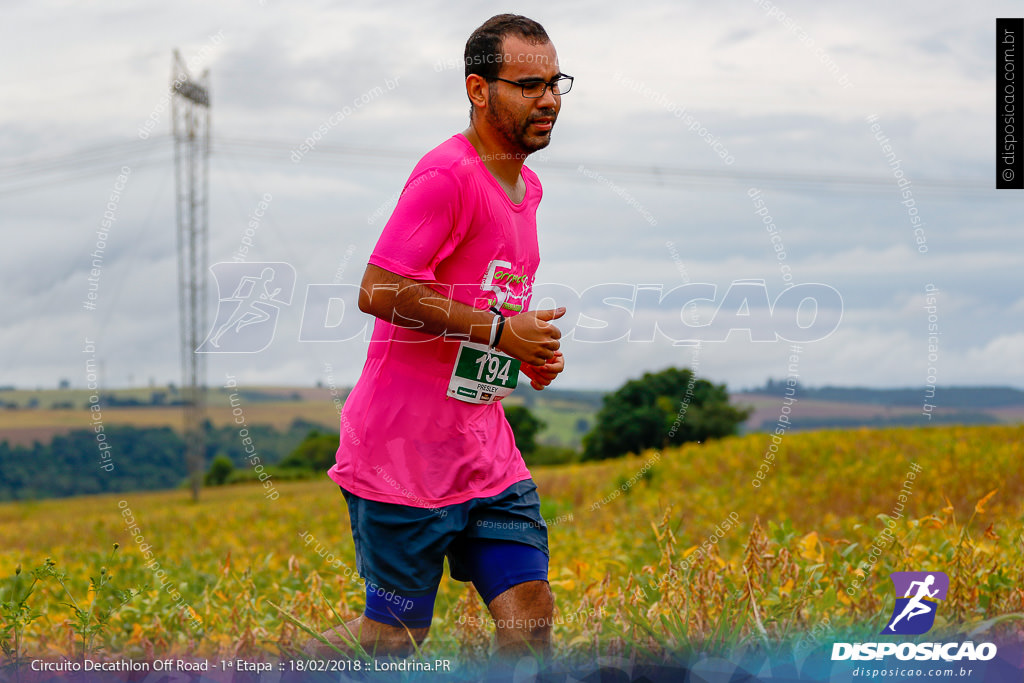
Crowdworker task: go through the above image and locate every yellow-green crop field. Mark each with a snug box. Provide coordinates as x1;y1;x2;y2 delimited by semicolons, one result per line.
1;425;1022;670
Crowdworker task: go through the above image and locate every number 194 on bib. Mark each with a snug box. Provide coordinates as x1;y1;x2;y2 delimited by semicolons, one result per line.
447;342;520;404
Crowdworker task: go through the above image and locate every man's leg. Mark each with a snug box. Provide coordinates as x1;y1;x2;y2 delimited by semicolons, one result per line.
453;536;553;659
309;614;429;659
451;480;553;658
486;579;554;658
304;584;438;658
304;487;448;658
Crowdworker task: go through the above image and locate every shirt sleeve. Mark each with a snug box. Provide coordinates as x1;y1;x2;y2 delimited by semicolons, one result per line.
368;167;460;282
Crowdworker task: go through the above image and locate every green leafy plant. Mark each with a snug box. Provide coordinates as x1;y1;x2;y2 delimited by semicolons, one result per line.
1;562;43;680
35;544;145;659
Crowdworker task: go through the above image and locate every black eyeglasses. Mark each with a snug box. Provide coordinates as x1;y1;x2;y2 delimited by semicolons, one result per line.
489;74;574;98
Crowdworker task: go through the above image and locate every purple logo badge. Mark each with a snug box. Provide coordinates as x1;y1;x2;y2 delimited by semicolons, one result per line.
883;571;949;635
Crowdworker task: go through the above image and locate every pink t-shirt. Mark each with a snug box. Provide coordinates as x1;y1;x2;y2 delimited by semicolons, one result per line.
327;134;542;507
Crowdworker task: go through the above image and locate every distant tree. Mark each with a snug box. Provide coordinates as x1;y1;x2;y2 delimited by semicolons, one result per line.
204;454;235;486
581;367;751;461
523;444;577;466
752;377;803;396
503;405;546;455
279;430;338;471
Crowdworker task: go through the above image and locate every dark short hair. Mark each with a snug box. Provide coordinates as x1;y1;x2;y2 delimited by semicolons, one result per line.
464;14;550;81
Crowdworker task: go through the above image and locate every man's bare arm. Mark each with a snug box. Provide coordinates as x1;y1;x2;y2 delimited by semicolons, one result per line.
358;264;563;366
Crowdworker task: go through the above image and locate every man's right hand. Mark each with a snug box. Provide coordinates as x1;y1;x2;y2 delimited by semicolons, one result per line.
498;307;565;366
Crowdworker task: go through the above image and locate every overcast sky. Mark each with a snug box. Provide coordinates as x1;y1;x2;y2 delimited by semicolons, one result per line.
0;0;1020;394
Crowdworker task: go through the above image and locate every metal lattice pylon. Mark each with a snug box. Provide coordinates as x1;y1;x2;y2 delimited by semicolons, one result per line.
171;50;210;502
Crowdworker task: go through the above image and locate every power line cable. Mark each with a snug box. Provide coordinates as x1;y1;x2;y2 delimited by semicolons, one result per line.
0;133;991;197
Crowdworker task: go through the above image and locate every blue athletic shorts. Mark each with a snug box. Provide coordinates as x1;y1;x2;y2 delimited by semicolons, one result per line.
339;478;549;627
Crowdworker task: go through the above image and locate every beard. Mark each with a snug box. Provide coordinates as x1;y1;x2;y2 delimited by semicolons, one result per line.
485;87;557;155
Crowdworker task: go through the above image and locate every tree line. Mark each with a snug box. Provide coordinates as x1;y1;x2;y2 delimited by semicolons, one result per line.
1;367;750;501
0;420;321;501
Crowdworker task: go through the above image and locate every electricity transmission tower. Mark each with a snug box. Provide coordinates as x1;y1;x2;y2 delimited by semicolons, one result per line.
171;50;210;502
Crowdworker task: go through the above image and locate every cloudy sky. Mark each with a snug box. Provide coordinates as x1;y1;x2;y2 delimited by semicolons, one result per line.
0;0;1019;394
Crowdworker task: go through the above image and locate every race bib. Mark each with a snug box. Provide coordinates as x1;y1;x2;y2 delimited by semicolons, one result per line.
447;341;520;404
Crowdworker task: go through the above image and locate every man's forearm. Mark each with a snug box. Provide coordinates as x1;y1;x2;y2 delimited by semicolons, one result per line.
358;263;563;366
359;264;494;345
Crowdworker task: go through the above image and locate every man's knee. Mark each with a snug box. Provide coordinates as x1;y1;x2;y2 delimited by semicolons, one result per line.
368;618;428;647
521;579;553;606
359;614;431;656
525;581;554;635
488;580;554;659
527;580;554;618
410;625;430;647
489;580;554;626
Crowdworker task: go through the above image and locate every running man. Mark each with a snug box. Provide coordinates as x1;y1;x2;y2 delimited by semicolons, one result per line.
310;15;572;660
887;574;939;632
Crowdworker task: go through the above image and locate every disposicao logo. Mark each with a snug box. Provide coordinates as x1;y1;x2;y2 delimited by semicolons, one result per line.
831;570;997;662
198;262;296;353
883;571;948;635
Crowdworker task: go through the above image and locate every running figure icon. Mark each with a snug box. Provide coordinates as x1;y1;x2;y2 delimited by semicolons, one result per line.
887;574;939;632
207;267;281;348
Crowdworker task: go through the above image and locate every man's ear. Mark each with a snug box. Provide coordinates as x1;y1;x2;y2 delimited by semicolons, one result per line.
466;74;489;114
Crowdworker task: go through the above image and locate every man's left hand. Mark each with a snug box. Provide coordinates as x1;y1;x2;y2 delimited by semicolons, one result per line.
521;351;564;390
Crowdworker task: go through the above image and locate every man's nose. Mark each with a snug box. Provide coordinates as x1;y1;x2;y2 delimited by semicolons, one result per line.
536;83;559;110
